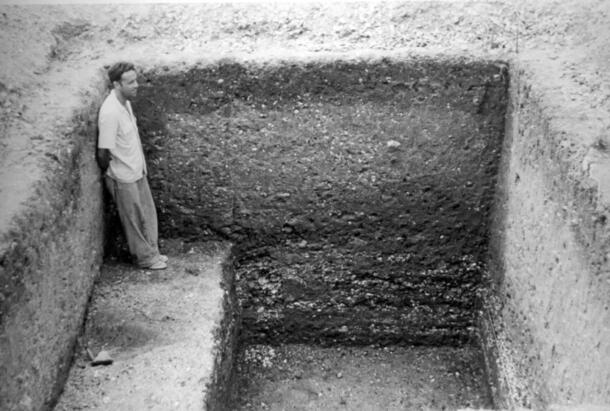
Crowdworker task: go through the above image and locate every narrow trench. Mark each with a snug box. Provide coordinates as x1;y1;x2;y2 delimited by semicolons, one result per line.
134;59;509;410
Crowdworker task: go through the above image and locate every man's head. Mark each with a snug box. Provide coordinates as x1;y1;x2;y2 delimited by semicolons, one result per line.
108;61;138;100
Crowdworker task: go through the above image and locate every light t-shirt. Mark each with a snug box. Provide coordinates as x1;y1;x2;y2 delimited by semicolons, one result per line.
98;89;147;183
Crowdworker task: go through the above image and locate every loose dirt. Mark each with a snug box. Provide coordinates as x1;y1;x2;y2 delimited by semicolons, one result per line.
232;344;492;411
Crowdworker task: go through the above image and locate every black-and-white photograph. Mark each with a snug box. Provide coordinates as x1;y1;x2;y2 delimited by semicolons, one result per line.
0;0;609;410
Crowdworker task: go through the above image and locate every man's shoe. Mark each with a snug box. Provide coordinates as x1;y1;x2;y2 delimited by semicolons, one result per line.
159;255;168;263
148;260;167;270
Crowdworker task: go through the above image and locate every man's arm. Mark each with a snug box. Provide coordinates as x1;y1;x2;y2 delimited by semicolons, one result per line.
97;106;118;172
97;148;111;172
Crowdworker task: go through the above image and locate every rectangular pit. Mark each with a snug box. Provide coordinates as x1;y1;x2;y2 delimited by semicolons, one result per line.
136;58;507;345
2;3;608;409
131;57;508;409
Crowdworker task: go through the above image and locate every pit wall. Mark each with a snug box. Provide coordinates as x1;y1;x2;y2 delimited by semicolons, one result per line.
135;57;508;345
0;86;106;410
205;245;241;411
482;63;610;408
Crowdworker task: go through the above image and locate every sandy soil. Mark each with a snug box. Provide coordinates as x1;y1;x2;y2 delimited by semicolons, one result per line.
55;241;236;411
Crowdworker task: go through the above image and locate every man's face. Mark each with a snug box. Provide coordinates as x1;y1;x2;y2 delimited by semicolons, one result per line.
116;70;138;99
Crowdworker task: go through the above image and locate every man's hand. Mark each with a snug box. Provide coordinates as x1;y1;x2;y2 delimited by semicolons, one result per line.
97;148;111;172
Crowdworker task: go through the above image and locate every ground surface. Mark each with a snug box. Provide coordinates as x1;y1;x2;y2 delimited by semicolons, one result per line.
55;241;236;411
233;344;492;411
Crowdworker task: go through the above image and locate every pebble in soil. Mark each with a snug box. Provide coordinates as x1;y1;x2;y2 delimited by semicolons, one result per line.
236;238;483;346
233;344;493;411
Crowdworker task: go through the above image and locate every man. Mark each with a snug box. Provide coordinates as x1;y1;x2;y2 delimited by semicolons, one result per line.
97;61;168;270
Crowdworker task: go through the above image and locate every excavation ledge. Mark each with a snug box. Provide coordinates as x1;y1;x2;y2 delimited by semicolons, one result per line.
54;242;238;411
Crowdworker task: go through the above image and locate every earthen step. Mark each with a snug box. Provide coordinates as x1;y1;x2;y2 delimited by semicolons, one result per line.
54;242;238;411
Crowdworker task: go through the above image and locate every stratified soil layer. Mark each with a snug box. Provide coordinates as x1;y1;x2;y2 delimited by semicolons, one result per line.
237;239;483;346
134;60;507;345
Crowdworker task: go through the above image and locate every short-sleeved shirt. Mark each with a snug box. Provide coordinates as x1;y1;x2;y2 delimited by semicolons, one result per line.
98;89;147;183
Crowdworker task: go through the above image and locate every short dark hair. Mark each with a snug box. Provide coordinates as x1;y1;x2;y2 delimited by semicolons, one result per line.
107;62;135;84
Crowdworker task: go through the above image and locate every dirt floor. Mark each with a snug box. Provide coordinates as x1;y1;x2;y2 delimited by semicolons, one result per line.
232;344;492;411
55;241;237;411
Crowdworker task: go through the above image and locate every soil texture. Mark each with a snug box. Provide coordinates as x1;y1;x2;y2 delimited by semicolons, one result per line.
232;344;493;411
237;239;483;346
55;241;238;411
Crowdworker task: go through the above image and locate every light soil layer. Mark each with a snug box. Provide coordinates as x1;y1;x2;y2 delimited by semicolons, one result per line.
481;60;610;409
232;344;492;411
0;94;106;410
54;242;238;411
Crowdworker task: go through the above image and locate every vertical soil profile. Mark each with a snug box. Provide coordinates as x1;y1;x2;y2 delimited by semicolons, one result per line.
135;58;508;346
127;58;509;408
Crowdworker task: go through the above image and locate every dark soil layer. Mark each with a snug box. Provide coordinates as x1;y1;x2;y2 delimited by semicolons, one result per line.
135;59;507;344
232;344;493;411
238;239;482;346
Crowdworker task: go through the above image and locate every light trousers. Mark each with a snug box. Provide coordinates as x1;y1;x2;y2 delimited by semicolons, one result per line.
105;175;161;267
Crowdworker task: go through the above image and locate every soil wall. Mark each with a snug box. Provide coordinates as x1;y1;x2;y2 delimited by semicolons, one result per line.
482;62;610;408
0;93;106;410
135;57;508;346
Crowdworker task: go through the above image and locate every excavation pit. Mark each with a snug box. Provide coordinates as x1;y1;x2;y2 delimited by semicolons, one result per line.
128;57;508;408
10;46;608;411
134;58;507;344
3;3;610;410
